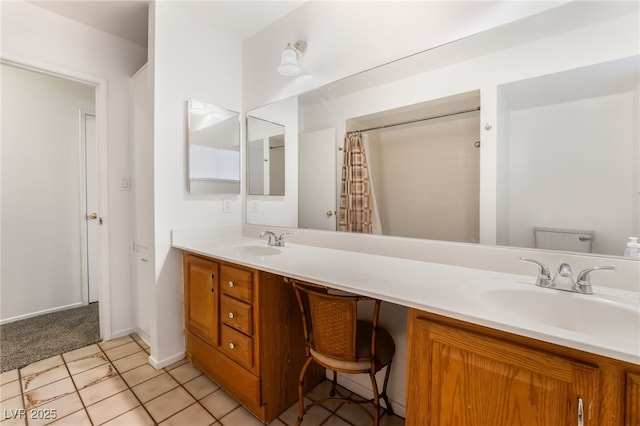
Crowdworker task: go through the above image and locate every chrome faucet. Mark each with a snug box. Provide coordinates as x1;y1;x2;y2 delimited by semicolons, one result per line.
259;230;289;247
519;257;615;295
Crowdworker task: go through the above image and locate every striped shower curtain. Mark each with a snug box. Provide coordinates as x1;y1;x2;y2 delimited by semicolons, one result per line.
338;131;372;233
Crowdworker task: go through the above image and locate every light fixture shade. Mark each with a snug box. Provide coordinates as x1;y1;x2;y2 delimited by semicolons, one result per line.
277;40;307;76
278;46;301;76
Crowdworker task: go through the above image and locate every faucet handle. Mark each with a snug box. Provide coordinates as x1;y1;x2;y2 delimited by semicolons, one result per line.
259;230;276;245
519;257;552;287
576;266;616;286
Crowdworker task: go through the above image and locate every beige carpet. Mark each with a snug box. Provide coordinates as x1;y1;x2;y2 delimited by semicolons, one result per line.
0;303;100;372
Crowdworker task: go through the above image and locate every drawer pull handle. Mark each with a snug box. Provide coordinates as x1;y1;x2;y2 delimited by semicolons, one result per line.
228;312;235;319
229;343;235;350
577;397;584;426
228;281;234;288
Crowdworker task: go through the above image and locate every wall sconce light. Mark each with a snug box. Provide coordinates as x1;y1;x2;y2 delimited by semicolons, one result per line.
277;40;307;76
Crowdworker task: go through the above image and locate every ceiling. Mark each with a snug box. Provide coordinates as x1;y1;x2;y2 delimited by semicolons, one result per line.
30;1;305;47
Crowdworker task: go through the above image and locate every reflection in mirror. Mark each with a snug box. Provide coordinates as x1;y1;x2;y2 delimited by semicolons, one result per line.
246;2;639;258
187;99;240;194
247;116;285;196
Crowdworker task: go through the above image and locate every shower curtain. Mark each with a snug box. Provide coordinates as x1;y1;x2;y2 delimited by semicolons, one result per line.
338;132;373;233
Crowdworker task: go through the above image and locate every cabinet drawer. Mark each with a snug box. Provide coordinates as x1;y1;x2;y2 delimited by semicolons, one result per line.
221;295;252;335
221;264;253;303
221;325;254;370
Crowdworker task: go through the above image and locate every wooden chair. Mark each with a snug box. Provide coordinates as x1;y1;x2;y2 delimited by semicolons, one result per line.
286;278;395;426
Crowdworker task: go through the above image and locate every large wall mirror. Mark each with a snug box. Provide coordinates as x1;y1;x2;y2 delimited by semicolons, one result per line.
246;2;639;258
187;99;240;194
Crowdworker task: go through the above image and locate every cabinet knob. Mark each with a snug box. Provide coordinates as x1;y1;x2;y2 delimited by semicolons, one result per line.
228;281;234;288
228;312;235;319
229;343;235;350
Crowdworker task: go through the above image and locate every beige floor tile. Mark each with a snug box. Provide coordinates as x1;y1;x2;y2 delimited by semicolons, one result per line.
79;376;128;406
71;363;118;390
278;398;331;426
99;336;134;351
121;364;162;388
380;414;405;426
101;406;155;426
66;352;109;376
23;378;75;410
0;417;27;426
1;395;25;413
269;420;287;426
322;416;353;426
143;387;196;423
163;359;188;371
334;403;377;426
1;380;22;402
112;351;148;374
19;356;64;377
166;362;202;384
219;406;264;426
22;365;69;392
47;409;92;426
199;389;240;419
26;392;84;426
183;375;219;400
62;344;101;363
131;373;179;403
85;390;139;425
0;370;19;385
104;342;143;362
158;403;215;426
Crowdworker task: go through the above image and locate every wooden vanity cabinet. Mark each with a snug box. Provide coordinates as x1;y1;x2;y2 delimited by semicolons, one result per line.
183;252;324;423
406;308;640;426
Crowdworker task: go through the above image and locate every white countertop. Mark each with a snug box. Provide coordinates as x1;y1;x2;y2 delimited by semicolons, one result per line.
172;234;640;365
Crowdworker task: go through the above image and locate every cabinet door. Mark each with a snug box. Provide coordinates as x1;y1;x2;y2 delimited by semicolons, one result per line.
184;254;219;346
407;316;599;426
627;372;640;426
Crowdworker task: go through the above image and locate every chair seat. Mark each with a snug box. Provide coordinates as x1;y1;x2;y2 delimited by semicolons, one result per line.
311;320;395;371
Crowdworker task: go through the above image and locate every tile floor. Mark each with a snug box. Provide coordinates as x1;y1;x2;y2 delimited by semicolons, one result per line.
1;334;405;426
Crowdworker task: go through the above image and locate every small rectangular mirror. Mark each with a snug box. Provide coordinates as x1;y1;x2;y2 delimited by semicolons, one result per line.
247;115;285;196
187;99;240;194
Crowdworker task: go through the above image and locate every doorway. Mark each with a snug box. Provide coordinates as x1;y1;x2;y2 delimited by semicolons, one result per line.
0;61;107;339
80;110;99;304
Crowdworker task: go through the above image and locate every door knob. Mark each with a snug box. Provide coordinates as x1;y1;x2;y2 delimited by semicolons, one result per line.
88;212;98;220
326;210;334;217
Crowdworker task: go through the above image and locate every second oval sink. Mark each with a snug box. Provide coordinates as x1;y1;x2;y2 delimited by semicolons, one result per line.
480;287;639;338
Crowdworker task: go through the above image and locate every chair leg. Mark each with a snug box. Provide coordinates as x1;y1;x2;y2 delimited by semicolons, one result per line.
368;371;381;426
381;362;394;416
329;370;338;397
296;357;314;426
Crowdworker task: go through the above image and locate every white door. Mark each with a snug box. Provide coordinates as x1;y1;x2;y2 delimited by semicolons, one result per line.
299;128;337;231
81;111;99;304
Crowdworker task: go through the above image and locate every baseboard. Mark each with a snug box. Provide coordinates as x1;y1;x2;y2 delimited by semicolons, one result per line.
108;327;135;341
332;372;406;418
148;352;186;370
0;302;84;325
133;327;151;346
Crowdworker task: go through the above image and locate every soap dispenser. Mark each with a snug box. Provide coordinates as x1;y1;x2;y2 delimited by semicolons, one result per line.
624;237;640;257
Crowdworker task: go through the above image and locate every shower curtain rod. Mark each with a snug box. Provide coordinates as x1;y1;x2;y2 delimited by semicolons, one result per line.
353;106;480;133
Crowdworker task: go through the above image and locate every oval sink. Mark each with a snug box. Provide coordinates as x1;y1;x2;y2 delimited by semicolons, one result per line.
480;287;639;338
231;245;282;256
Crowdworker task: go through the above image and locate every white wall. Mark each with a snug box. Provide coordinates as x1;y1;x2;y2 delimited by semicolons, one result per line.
149;1;242;367
1;64;94;322
0;1;147;336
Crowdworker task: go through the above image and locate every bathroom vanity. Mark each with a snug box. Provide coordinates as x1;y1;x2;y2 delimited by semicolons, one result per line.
183;252;324;423
174;233;640;425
